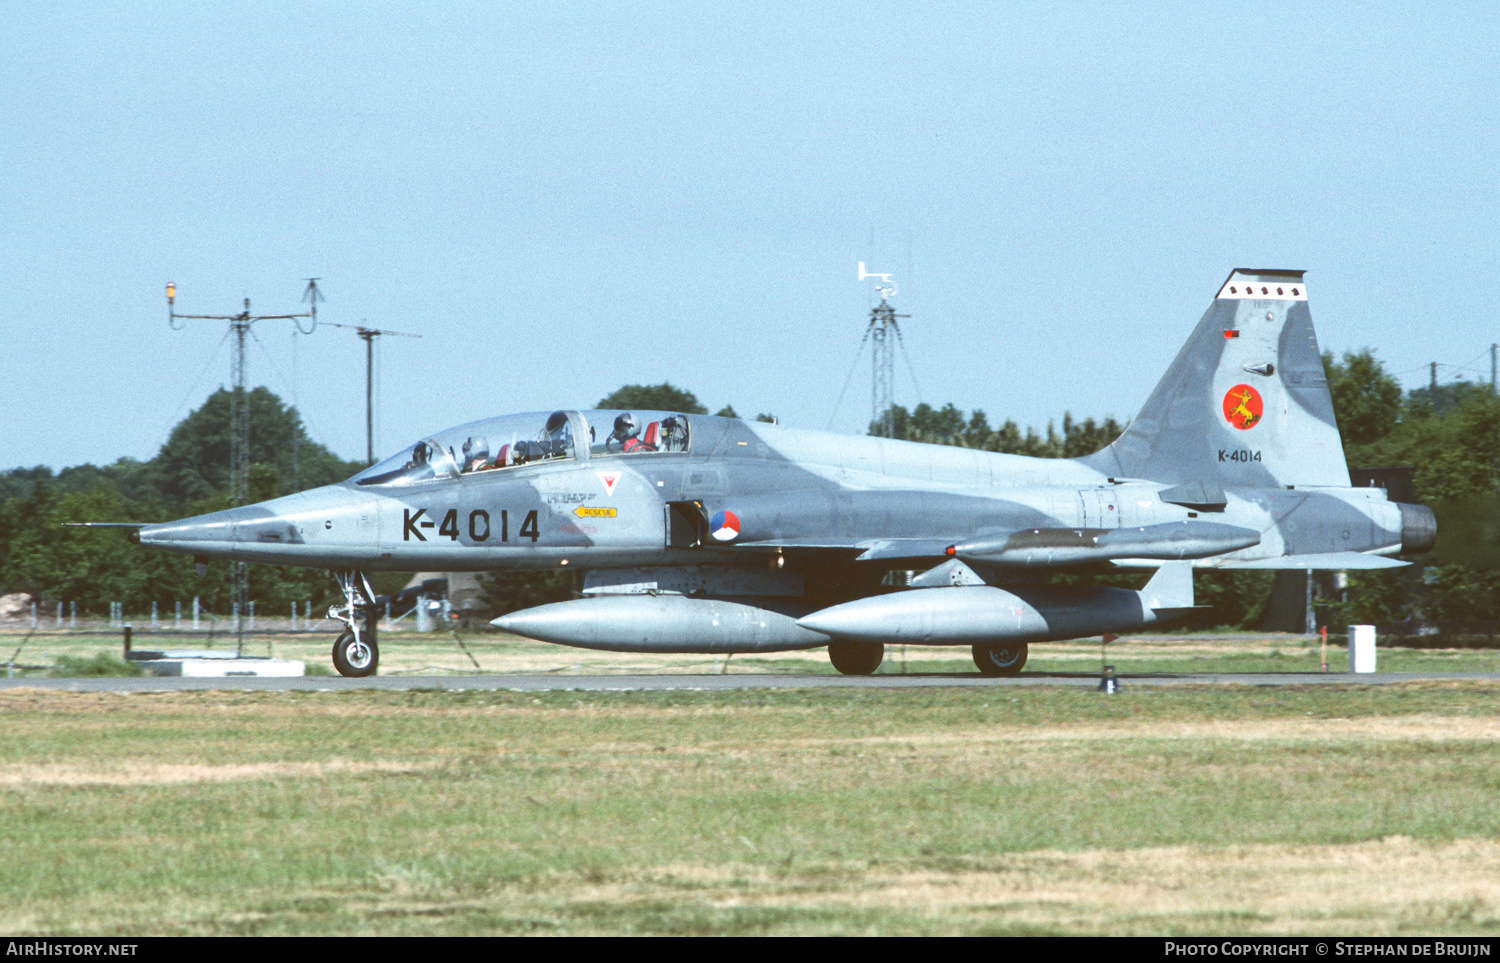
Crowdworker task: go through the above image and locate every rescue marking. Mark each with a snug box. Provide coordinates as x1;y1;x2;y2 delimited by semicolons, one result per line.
574;506;617;518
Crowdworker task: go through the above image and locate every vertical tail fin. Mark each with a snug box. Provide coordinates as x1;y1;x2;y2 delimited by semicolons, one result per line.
1085;269;1349;488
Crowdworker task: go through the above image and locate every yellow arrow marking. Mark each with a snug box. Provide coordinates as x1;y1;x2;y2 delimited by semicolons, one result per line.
574;506;617;518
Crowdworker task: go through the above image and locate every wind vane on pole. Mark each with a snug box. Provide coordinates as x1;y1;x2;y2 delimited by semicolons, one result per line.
857;262;910;439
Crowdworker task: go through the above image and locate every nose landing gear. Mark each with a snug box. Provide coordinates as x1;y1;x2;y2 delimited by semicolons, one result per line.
330;570;379;677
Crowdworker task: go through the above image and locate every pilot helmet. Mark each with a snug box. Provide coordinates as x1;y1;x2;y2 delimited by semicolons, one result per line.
613;412;639;439
544;411;569;437
462;436;489;469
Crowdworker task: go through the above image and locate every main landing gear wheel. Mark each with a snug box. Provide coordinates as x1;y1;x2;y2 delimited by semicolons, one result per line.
332;630;379;677
973;642;1027;677
828;640;884;676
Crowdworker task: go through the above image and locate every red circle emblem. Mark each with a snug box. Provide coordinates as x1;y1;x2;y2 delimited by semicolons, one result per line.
1222;384;1263;430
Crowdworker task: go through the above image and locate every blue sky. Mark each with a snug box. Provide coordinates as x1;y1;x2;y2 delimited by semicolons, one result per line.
3;2;1497;472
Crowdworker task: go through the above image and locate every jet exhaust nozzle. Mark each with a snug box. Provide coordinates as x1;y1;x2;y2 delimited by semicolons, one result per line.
1397;503;1437;555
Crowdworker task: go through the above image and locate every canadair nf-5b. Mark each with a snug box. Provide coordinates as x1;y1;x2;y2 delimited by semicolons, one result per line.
132;269;1435;676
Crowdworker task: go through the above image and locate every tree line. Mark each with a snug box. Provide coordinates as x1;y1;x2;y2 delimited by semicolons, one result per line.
0;388;364;619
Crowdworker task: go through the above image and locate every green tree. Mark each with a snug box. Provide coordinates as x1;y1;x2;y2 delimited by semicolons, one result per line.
1323;349;1403;451
154;387;361;503
595;383;707;414
0;386;357;617
872;404;1122;458
1405;380;1490;419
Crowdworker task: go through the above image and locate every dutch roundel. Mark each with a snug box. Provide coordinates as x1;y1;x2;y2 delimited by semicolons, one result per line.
709;510;740;542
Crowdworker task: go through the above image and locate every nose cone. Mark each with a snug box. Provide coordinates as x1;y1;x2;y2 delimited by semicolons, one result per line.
138;486;380;565
138;504;269;551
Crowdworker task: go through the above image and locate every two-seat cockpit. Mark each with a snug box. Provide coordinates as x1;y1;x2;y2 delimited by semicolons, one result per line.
352;410;692;488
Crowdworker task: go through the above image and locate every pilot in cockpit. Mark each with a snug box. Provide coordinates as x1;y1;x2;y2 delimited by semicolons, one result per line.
609;413;640;452
608;413;657;453
461;436;490;472
541;410;571;458
516;411;572;465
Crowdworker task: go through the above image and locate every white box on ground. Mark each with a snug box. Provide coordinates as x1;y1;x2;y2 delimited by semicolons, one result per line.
141;658;305;677
1348;624;1377;673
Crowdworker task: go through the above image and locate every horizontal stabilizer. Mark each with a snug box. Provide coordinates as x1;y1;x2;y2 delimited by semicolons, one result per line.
1214;552;1409;570
952;521;1260;567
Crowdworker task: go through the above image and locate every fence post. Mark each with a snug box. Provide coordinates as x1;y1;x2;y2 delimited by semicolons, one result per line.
56;602;62;628
69;601;76;630
151;601;159;629
248;601;255;632
192;596;200;631
175;600;182;630
31;601;37;629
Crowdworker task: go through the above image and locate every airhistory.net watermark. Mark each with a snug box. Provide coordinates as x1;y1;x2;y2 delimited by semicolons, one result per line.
6;944;137;956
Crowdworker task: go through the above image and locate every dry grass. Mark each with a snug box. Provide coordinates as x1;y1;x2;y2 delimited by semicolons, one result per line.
0;758;435;787
486;836;1500;935
2;682;1500;934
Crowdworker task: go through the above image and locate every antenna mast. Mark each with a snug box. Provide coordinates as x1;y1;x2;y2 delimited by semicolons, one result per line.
857;262;909;438
314;319;422;464
166;281;318;653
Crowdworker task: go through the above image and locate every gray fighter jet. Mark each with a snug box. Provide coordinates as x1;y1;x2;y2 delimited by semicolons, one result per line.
133;269;1436;676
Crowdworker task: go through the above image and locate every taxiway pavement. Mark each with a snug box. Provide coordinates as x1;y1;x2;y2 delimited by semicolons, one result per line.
2;670;1496;694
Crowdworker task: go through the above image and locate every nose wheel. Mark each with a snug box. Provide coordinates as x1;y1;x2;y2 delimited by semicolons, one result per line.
332;629;379;677
329;569;380;677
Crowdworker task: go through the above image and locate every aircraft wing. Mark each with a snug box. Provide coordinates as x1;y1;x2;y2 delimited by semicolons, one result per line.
736;521;1262;567
733;538;869;554
1207;552;1409;570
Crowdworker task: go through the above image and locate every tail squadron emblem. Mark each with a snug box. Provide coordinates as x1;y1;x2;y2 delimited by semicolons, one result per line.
1222;384;1263;430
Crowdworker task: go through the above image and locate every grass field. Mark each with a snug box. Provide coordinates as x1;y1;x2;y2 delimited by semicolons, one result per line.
2;659;1500;934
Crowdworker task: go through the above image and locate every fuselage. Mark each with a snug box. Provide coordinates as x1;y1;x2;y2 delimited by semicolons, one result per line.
137;408;1413;574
